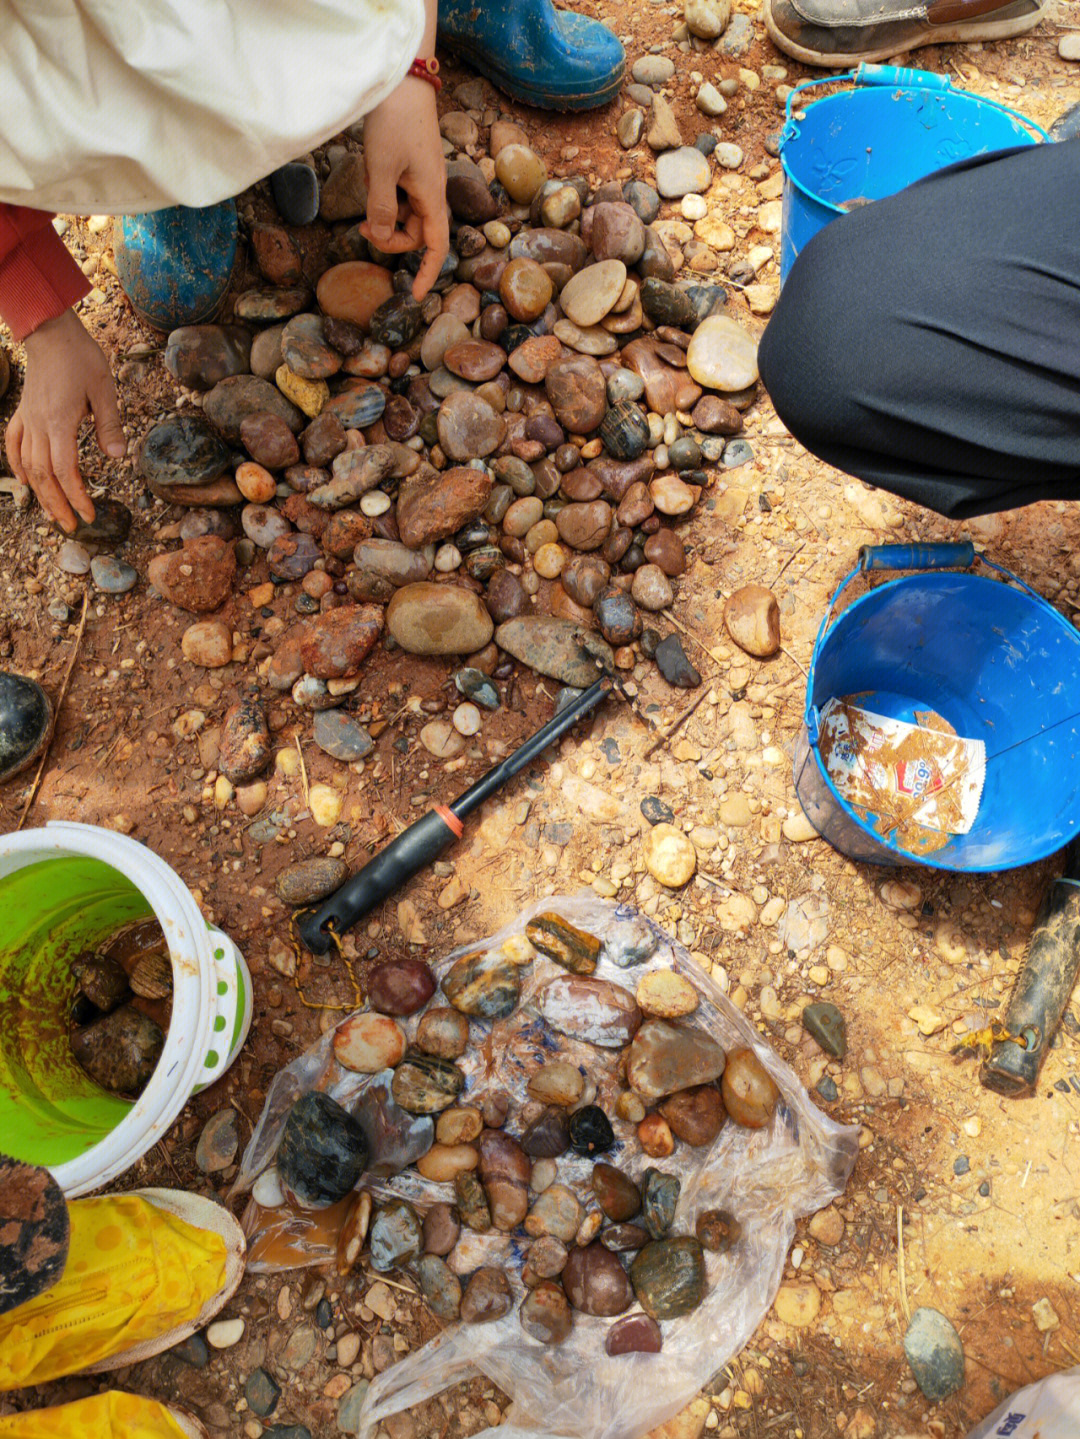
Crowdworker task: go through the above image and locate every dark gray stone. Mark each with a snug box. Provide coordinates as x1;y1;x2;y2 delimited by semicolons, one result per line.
454;667;500;710
337;1382;370;1434
802;1002;847;1060
312;710;374;761
245;1368;280;1418
90;556;138;594
172;1334;209;1368
654;633;700;689
903;1307;965;1401
640;796;674;825
1052;101;1080;141
722;439;754;469
272;163;320;226
622;180;660;226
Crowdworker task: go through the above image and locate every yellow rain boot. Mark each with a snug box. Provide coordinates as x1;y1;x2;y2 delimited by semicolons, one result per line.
0;1187;245;1390
0;1391;208;1438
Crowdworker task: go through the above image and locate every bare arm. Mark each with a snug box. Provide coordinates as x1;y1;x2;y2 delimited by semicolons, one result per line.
359;0;449;300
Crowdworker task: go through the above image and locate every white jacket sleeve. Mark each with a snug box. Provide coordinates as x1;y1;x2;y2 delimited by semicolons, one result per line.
0;0;425;213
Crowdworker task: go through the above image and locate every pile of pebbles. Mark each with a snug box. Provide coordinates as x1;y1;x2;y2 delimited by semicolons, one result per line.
125;126;762;746
251;905;781;1349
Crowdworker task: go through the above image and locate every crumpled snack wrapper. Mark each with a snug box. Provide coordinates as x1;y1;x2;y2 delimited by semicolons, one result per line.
819;698;985;856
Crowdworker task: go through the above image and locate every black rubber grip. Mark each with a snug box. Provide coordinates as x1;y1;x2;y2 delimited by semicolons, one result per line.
295;808;459;955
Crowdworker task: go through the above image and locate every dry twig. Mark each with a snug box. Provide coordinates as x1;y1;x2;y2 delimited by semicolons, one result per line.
896;1205;911;1325
645;685;713;758
293;730;310;809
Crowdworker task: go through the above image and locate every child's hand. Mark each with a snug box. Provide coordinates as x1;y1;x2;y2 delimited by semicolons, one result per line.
6;309;125;533
360;75;449;300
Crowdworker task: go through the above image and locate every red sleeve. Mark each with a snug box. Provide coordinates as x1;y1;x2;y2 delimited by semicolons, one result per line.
0;204;91;342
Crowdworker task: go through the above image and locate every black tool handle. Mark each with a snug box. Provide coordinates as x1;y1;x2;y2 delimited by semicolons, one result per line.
981;840;1080;1097
295;807;462;955
451;676;611;819
295;676;612;956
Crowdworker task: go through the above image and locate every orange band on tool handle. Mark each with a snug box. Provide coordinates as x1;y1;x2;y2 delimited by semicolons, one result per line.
432;804;464;838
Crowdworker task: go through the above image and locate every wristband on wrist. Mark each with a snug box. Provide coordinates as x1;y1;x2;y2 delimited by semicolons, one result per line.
408;56;442;91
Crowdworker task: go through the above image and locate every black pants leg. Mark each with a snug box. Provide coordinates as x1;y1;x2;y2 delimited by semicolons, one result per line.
759;139;1080;520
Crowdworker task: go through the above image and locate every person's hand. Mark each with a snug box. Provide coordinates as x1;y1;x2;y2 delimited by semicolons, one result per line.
360;75;449;301
5;308;125;533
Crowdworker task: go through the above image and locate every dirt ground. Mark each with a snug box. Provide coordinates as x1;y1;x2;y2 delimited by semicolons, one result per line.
5;1;1080;1436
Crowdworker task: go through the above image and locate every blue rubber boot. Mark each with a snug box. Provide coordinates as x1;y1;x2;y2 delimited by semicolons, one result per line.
438;0;625;110
114;200;239;333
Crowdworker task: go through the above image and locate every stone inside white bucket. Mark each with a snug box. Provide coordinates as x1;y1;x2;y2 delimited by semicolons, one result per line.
0;820;251;1195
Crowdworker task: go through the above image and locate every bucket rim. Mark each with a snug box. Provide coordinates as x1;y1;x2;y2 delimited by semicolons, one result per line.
0;822;232;1193
780;67;1049;220
802;568;1080;872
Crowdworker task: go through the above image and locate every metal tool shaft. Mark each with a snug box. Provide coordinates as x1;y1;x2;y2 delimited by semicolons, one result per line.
295;677;612;954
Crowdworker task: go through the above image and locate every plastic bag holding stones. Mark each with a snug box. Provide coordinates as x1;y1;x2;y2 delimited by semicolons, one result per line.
964;1368;1080;1437
235;895;859;1439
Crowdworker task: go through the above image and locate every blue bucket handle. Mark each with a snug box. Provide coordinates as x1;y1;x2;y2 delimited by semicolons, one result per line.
782;63;1051;150
804;542;1044;741
859;542;974;570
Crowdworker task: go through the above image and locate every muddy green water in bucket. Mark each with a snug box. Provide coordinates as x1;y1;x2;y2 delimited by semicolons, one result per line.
0;855;160;1166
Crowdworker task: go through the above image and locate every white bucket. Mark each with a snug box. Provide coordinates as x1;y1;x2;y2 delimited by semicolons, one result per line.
0;821;252;1196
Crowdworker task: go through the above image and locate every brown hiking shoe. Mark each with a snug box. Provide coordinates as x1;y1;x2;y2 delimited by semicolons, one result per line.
765;0;1045;65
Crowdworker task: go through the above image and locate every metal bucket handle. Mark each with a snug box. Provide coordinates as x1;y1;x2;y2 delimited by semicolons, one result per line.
804;541;1045;743
782;62;1051;152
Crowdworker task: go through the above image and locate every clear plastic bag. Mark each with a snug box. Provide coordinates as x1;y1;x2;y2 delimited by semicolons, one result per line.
965;1368;1080;1438
235;895;859;1439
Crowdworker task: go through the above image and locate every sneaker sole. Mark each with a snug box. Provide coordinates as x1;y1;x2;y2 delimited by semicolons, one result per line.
172;1410;211;1439
764;3;1043;65
81;1189;246;1375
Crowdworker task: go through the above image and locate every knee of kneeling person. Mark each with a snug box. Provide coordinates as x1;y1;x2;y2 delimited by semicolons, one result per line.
759;239;847;445
758;288;817;444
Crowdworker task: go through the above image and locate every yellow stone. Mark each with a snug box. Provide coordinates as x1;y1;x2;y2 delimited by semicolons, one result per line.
772;1281;821;1327
236;781;267;817
908;1004;946;1036
276;363;328;417
309;783;343;827
643;822;697;888
636;969;700;1019
693;216;735;252
397;898;427;945
716;892;756;932
782;810;817;842
533;542;566;579
757;199;783;233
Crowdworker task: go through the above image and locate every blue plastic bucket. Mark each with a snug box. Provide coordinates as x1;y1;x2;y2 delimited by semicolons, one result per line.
779;64;1048;280
794;544;1080;872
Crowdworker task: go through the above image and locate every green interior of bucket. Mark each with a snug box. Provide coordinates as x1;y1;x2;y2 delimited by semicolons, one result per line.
0;856;153;1165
